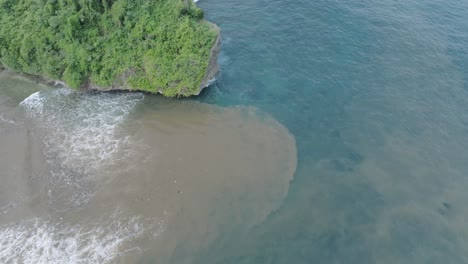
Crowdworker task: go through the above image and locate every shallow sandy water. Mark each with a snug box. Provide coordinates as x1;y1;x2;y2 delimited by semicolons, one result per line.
0;72;297;263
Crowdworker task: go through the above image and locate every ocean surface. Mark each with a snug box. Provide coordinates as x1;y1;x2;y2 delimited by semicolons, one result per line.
2;0;468;263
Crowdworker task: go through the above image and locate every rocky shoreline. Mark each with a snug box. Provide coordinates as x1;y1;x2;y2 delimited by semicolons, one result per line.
86;21;221;95
195;22;221;95
0;21;221;97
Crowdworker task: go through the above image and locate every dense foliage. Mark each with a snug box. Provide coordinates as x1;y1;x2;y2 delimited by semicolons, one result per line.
0;0;217;96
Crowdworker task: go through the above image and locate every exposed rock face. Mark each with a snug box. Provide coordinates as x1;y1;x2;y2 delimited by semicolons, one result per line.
196;22;221;95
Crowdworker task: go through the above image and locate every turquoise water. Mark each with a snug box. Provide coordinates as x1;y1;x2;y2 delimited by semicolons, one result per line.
193;0;468;263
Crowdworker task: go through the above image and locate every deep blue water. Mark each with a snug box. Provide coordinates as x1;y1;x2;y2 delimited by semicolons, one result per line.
193;0;468;262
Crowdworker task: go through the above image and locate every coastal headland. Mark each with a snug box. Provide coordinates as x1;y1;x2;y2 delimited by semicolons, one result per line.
0;0;220;97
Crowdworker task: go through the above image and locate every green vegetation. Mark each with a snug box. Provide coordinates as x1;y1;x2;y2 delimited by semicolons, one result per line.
0;0;217;96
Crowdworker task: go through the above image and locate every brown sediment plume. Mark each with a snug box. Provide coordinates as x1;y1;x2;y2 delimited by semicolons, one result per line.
94;102;297;262
0;74;297;262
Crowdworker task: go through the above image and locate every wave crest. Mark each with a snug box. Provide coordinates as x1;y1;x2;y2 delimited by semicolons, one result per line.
0;214;166;264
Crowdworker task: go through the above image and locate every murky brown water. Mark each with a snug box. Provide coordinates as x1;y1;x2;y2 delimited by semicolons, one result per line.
0;72;297;263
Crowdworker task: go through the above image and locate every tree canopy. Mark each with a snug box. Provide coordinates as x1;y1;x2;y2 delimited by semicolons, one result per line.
0;0;217;96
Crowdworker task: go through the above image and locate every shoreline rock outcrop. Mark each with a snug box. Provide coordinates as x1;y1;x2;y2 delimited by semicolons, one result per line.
0;1;220;97
0;23;220;96
86;21;221;96
196;22;221;95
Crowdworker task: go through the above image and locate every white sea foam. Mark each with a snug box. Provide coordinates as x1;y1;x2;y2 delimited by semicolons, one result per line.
19;89;145;210
19;91;44;115
0;214;166;264
207;77;217;86
20;88;144;172
9;91;167;263
0;114;19;126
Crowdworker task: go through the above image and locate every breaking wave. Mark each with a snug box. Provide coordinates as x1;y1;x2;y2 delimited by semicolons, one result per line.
20;88;144;171
19;88;145;211
0;214;166;264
